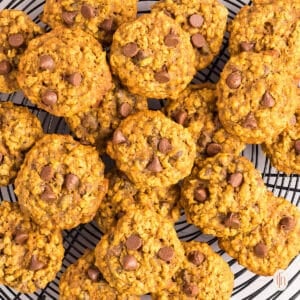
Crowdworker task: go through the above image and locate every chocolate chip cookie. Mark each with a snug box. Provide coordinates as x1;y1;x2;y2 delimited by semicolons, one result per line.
217;52;298;144
181;153;268;237
95;208;185;295
262;109;300;174
15;134;108;230
0;201;64;293
66;78;148;153
106;110;196;188
0;10;43;93
219;192;300;276
42;0;137;45
151;0;228;70
59;249;139;300
152;241;234;300
0;101;43;186
17;27;112;117
95;169;181;233
164;83;245;160
110;11;196;99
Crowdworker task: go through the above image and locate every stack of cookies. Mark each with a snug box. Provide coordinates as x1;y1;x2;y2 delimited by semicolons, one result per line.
0;0;299;299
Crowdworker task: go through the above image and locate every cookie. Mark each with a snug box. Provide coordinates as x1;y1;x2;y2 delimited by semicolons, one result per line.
106;110;196;189
0;201;64;293
164;83;245;160
219;192;300;276
217;52;298;144
17;27;112;117
15;134;108;230
152;241;234;300
59;249;139;300
95;169;181;233
228;4;299;57
181;153;268;237
95;208;185;295
42;0;137;46
0;10;43;93
262;109;300;174
109;11;196;99
151;0;228;70
0;101;43;186
66;78;148;153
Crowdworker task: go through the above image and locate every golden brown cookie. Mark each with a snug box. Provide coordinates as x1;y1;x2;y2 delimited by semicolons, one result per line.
15;134;108;230
219;192;300;276
95;209;185;295
0;10;43;93
0;201;64;293
106;110;196;189
17;27;112;117
110;11;196;99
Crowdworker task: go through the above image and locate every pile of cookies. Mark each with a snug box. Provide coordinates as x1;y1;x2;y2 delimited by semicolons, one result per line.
0;0;299;298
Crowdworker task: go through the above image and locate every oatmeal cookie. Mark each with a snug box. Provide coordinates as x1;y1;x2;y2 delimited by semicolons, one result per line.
17;27;112;117
110;11;196;99
15;134;108;230
219;192;300;276
106;110;196;188
95;209;185;295
181;153;268;237
0;201;64;293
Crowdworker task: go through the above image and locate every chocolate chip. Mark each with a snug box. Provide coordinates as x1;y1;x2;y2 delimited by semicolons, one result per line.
40;165;54;181
41;185;56;202
164;30;180;47
134;50;148;61
191;33;206;48
294;140;300;154
81;4;96;19
39;55;55;71
261;91;275;108
158;246;174;262
62;11;78;25
154;69;170;83
66;72;82;86
147;155;163;172
239;42;254;52
223;213;240;229
112;129;127;144
122;255;138;271
174;110;187;125
243;112;257;129
187;251;205;266
99;18;114;32
119;102;132;118
64;174;80;191
14;231;29;245
122;42;139;58
29;255;45;271
226;71;242;89
183;283;199;297
87;266;100;281
0;60;12;75
8;33;24;48
188;14;204;28
42;90;58;106
125;234;142;250
279;216;295;231
254;242;267;258
194;187;208;202
206;143;222;156
158;138;172;154
228;172;243;187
